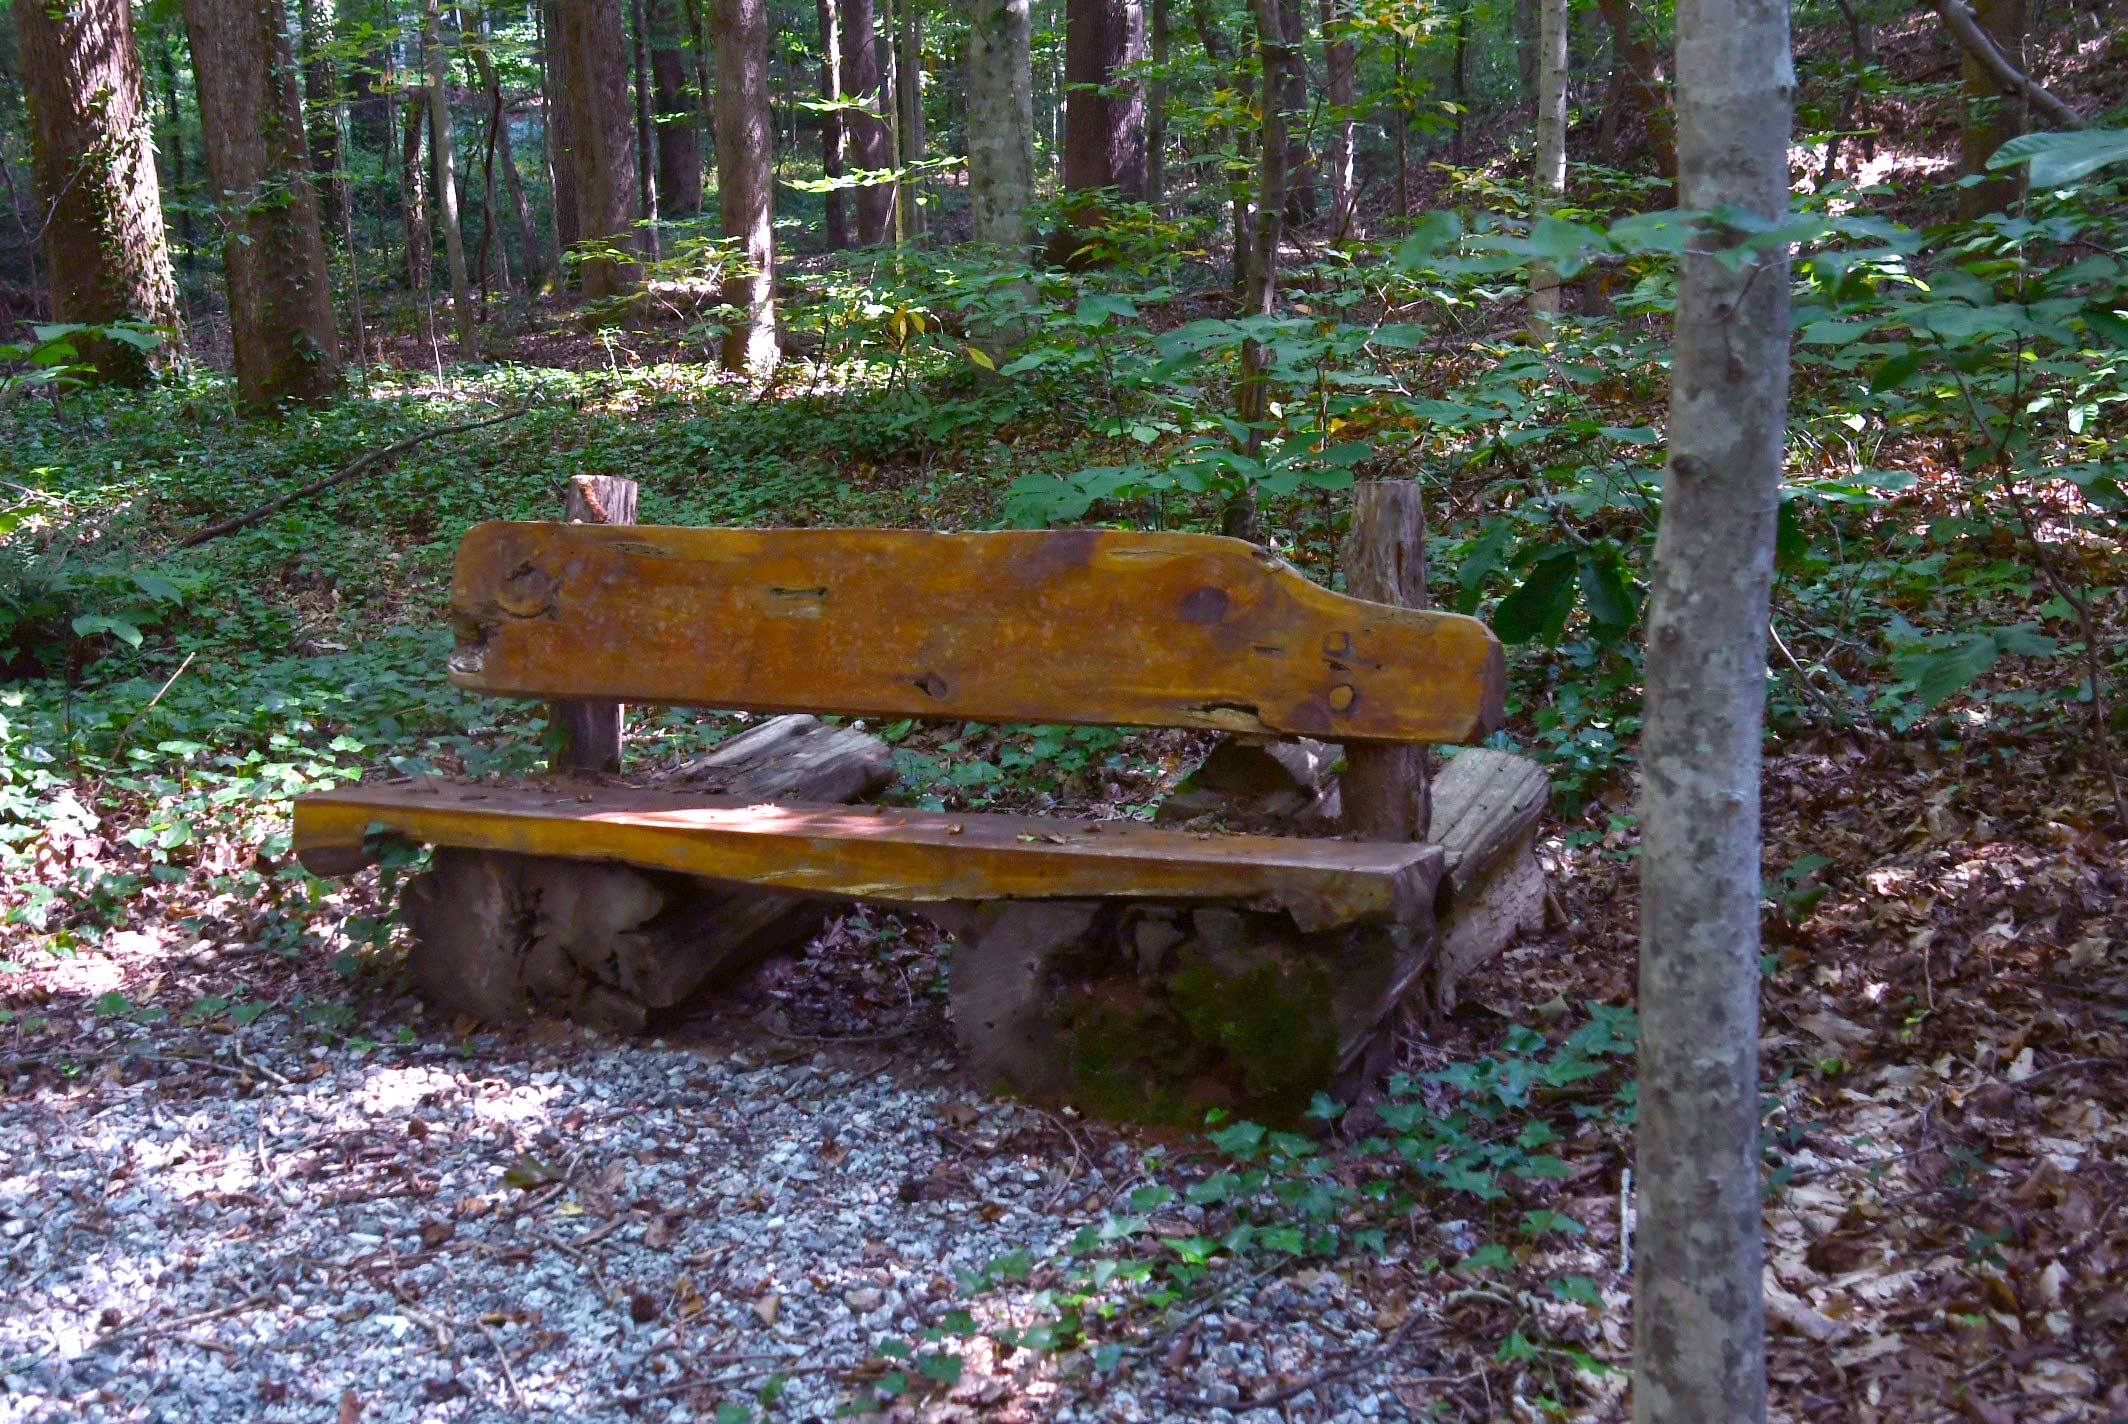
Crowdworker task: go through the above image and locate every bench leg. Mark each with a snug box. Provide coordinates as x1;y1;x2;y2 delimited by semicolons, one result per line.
948;900;1432;1126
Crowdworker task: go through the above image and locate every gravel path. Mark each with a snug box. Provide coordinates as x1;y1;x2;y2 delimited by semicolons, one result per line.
0;1010;1426;1424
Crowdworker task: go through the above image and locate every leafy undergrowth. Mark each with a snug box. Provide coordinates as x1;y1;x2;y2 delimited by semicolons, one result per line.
5;159;2127;1417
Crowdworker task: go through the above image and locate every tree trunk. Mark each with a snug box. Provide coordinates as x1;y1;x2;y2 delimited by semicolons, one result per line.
649;0;703;214
817;0;850;247
471;29;545;287
1530;0;1568;322
896;0;926;237
556;0;642;298
1226;0;1289;543
715;0;779;373
841;0;892;243
298;0;347;236
154;32;198;268
401;92;433;293
1514;0;1537;107
1955;0;2028;216
629;0;662;257
1276;0;1312;226
181;0;340;410
1392;34;1409;217
541;0;581;262
425;0;477;349
1634;0;1790;1417
15;0;181;384
1048;0;1146;264
1594;0;1679;179
965;0;1035;247
683;0;717;168
1145;0;1170;210
1190;0;1247;287
1322;0;1356;236
1450;1;1468;166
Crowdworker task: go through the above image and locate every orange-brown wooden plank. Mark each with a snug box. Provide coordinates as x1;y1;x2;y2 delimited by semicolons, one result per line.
294;780;1443;932
446;524;1504;745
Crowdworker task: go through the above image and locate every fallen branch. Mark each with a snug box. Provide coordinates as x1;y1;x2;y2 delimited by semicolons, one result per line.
176;405;532;548
1928;0;2083;131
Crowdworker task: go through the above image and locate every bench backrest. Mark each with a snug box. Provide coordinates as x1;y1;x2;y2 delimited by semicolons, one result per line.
446;523;1504;745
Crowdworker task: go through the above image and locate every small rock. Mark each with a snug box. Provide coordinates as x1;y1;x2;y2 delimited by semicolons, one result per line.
842;1287;884;1312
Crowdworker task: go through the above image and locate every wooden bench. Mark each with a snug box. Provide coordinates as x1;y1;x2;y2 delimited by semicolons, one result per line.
294;521;1540;1122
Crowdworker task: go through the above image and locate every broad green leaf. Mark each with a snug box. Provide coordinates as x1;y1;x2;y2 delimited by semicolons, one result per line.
1987;128;2128;187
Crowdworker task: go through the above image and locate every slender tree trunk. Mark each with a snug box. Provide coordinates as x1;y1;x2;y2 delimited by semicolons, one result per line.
1145;0;1169;210
1595;0;1679;179
1634;0;1791;1418
299;0;348;236
557;0;642;297
819;0;850;247
629;0;662;256
16;0;181;383
402;92;434;291
1820;0;1873;183
470;27;544;286
842;0;892;243
683;0;716;167
541;0;580;263
1955;0;2028;216
1450;2;1468;166
1392;34;1409;217
649;0;703;213
1227;0;1289;544
965;0;1035;246
897;0;926;236
1275;0;1312;226
1190;0;1247;286
181;0;340;409
714;0;778;372
1321;0;1356;236
1048;0;1145;264
425;0;477;348
1530;0;1568;321
155;32;198;268
1514;0;1537;106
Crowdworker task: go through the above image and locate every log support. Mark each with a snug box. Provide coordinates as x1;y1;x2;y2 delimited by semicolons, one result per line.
549;474;639;775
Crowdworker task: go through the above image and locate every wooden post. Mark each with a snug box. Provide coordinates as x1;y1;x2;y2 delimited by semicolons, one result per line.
549;474;638;774
1342;479;1432;842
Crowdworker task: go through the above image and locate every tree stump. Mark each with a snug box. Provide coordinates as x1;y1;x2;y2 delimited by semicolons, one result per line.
400;714;896;1032
947;884;1438;1126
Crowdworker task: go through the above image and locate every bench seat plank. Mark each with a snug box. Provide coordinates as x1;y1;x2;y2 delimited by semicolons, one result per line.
294;779;1444;933
446;524;1504;745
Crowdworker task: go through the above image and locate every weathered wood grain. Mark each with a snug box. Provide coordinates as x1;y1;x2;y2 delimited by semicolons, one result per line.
548;474;639;774
444;523;1504;745
292;778;1445;932
1427;747;1551;1008
1341;480;1434;838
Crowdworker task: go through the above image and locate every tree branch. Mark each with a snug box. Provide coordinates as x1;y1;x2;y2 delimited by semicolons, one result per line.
1928;0;2083;131
176;405;533;548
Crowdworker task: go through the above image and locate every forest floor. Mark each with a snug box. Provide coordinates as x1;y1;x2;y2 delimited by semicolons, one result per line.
2;293;2125;1422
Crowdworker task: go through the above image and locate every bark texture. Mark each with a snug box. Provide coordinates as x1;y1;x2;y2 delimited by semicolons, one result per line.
1341;480;1431;842
181;0;340;409
715;0;780;373
298;0;347;234
542;0;582;258
1633;0;1791;1419
1048;0;1145;263
555;0;641;297
964;0;1035;246
840;0;892;243
1594;0;1679;178
648;0;702;214
424;0;476;350
1321;0;1357;236
1145;0;1169;209
15;0;180;383
817;0;849;247
1953;0;2028;216
1530;0;1568;320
